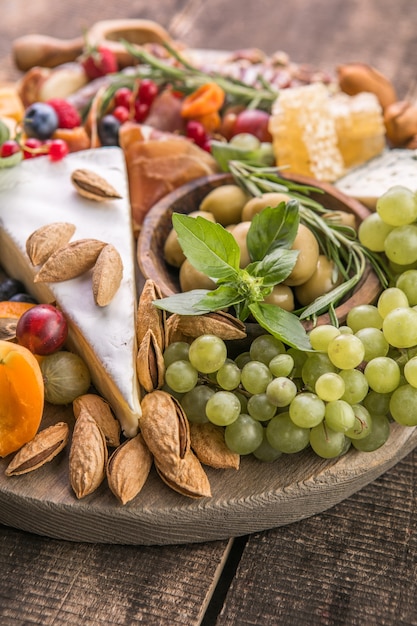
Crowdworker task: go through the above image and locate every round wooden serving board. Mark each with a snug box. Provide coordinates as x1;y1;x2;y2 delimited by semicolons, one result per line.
1;403;417;545
0;46;414;546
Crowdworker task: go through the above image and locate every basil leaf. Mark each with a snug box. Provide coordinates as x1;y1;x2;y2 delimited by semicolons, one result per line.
247;248;299;286
246;200;300;261
172;213;240;279
153;290;213;315
234;300;251;321
210;140;259;172
249;302;312;351
194;284;245;312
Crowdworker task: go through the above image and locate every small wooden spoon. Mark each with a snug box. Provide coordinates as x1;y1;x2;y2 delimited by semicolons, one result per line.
12;19;174;71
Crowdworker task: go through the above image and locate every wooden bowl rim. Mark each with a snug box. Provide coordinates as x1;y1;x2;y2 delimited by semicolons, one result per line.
137;172;382;328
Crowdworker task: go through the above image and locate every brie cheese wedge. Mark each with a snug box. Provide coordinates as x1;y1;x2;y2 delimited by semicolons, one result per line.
0;147;141;437
335;149;417;209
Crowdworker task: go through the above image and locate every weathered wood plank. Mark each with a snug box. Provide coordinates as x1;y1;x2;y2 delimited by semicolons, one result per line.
0;526;232;625
216;450;417;625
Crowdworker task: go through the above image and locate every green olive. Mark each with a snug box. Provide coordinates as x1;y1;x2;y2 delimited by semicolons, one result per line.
164;210;216;267
179;259;216;292
295;255;342;306
199;184;248;226
230;221;252;268
190;210;217;222
164;229;185;267
283;224;320;287
263;284;295;311
241;192;291;222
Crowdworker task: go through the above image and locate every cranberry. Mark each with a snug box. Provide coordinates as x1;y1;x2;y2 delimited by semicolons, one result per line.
22;138;44;159
47;139;69;162
112;105;130;123
134;101;150;123
186;120;208;148
0;140;20;158
114;87;133;109
16;303;68;356
137;79;158;106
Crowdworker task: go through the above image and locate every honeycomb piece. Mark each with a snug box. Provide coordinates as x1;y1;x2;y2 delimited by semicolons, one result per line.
269;83;386;182
269;83;345;182
329;91;386;169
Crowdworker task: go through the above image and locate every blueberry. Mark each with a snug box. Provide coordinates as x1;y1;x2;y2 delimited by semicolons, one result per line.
9;293;38;304
0;277;25;300
23;102;59;140
98;115;121;146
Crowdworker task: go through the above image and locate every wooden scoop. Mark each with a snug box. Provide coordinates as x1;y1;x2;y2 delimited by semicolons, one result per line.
12;19;174;71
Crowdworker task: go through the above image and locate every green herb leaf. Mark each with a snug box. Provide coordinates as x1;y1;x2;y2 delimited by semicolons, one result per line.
210;140;260;172
172;213;240;280
246;200;300;261
210;140;275;172
249;302;312;351
153;290;212;315
247;248;299;286
193;284;246;311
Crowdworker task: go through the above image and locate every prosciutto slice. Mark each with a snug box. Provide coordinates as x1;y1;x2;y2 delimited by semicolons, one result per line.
119;122;218;235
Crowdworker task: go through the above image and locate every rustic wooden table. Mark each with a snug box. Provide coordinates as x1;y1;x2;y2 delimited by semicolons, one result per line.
1;1;417;624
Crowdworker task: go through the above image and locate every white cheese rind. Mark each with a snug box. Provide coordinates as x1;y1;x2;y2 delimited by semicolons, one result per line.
0;147;141;437
335;149;417;208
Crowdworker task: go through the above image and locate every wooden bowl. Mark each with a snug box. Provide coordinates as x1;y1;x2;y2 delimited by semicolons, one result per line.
137;172;382;329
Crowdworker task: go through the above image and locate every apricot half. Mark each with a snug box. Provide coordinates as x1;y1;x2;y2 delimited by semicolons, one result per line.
0;340;44;457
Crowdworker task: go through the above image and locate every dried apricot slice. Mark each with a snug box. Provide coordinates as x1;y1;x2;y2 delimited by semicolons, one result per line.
0;300;35;319
0;340;44;457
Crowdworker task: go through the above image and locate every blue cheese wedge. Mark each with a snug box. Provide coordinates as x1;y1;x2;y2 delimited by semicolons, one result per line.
0;147;142;437
335;149;417;209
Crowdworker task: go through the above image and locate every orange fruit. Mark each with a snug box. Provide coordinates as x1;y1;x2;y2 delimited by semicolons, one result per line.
0;301;35;319
0;340;44;457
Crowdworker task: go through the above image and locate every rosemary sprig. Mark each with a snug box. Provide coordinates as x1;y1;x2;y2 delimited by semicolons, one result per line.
120;40;279;110
228;160;391;322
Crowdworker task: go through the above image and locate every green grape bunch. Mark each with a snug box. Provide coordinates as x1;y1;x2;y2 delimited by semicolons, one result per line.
154;183;417;465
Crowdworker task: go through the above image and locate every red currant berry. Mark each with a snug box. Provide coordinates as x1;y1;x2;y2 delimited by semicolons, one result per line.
16;303;68;356
0;140;20;158
114;87;133;109
138;79;158;106
201;139;212;153
22;138;44;159
134;101;150;123
112;105;130;123
48;139;69;162
186;120;208;147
